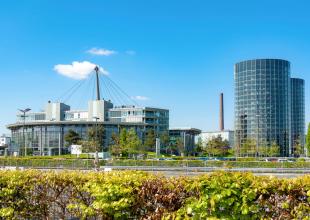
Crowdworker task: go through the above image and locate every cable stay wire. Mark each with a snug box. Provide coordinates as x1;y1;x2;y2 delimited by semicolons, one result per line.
90;72;96;102
63;79;87;104
55;79;84;103
53;68;141;109
103;73;127;105
104;76;131;106
99;74;113;102
92;72;96;101
75;72;95;109
62;80;85;103
100;73;124;106
103;75;139;106
102;74;140;107
99;73;105;100
99;73;116;104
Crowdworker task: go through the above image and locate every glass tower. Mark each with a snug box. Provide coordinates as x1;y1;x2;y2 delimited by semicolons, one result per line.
234;59;291;156
290;78;305;151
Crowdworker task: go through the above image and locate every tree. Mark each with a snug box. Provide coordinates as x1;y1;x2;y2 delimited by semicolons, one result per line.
110;132;121;156
293;138;303;157
80;140;97;153
240;139;256;157
268;142;280;157
84;125;105;171
258;146;268;157
111;128;144;158
306;123;310;157
64;129;81;147
204;135;230;157
126;128;143;157
119;128;128;148
145;129;156;151
87;125;105;150
195;137;204;155
160;131;169;153
176;137;185;156
118;128;128;156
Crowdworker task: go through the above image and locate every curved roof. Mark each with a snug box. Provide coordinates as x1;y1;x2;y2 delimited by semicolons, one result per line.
235;58;290;66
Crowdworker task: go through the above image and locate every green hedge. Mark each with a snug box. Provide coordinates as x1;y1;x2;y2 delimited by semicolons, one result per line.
0;171;309;219
1;158;310;169
0;158;95;169
108;159;310;168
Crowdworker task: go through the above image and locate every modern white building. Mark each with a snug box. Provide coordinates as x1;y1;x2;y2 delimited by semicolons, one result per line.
0;134;11;147
6;67;169;156
199;130;234;148
7;100;169;156
0;134;11;155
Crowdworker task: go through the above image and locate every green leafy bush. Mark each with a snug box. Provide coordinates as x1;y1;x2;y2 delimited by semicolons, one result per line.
174;172;261;219
0;170;309;219
135;177;195;219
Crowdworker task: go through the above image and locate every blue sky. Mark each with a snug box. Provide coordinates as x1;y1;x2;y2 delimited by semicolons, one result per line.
0;0;309;134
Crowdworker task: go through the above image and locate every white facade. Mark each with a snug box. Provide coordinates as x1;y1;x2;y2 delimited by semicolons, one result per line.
199;130;234;148
109;106;144;123
0;135;11;147
13;101;168;130
88;100;113;121
65;110;88;121
45;102;70;121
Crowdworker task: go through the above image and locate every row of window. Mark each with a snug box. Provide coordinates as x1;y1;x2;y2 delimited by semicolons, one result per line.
235;59;289;72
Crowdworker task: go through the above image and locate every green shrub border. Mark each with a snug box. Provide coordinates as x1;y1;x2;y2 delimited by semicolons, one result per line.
0;170;308;219
1;158;310;169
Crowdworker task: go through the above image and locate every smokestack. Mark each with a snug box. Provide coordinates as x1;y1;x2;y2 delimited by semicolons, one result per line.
220;93;224;131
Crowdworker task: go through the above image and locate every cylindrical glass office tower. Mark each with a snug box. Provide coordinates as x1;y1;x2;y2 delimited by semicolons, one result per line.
234;59;291;156
290;78;305;151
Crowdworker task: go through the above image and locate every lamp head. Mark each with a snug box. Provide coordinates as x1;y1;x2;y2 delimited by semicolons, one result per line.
18;108;31;113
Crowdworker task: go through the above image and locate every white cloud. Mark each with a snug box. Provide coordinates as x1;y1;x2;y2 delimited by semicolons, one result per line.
132;95;149;101
87;48;117;56
125;50;136;55
54;61;108;80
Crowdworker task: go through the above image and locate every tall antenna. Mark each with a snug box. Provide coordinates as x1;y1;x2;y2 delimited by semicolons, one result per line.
94;66;100;100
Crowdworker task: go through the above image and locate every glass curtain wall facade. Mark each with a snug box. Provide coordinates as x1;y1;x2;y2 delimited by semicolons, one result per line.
290;78;305;150
9;123;146;156
234;59;291;156
169;128;201;155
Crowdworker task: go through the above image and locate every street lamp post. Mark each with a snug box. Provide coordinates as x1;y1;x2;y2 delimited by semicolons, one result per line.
19;108;31;156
